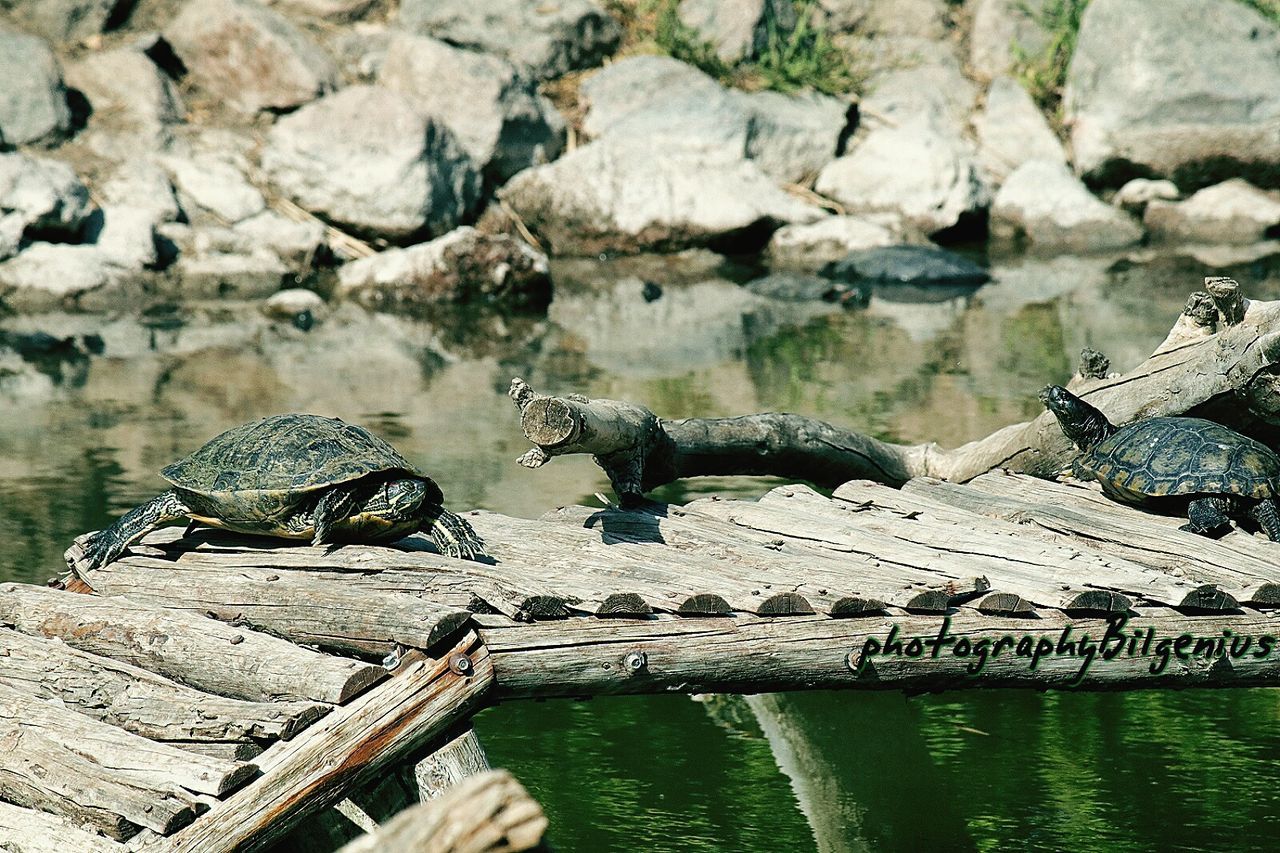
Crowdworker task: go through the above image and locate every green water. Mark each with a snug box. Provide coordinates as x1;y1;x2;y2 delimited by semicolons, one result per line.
4;247;1280;850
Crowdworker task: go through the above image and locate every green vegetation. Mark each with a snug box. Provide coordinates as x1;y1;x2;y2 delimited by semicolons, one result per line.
609;0;862;96
1011;0;1090;118
1238;0;1280;22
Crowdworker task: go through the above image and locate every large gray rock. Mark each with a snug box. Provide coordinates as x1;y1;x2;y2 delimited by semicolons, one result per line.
1064;0;1280;184
1144;179;1280;244
1112;178;1179;216
64;47;184;152
0;243;122;311
767;213;918;268
165;0;338;113
233;211;326;266
100;159;182;224
163;150;265;224
968;0;1049;82
0;28;71;146
974;76;1066;186
379;34;564;183
337;226;551;309
743;90;853;183
676;0;795;63
991;159;1143;251
262;85;481;240
497;138;824;255
0;214;23;262
398;0;621;80
5;0;133;43
87;205;158;269
0;153;93;238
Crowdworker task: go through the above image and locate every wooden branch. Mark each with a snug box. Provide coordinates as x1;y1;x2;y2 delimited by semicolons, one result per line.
337;770;548;853
416;725;492;800
509;288;1280;495
0;800;125;852
0;584;384;704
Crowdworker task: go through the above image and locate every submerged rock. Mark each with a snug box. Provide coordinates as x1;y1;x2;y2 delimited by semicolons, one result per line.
744;271;870;306
0;27;72;146
1112;178;1180;216
1144;180;1280;245
767;213;917;268
823;245;989;286
497;138;824;255
0;244;124;311
262;85;481;241
397;0;622;80
263;287;327;323
991;159;1143;252
336;226;551;310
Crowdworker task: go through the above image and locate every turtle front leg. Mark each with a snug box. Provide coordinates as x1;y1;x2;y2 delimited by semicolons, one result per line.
1249;498;1280;542
66;490;192;576
1180;496;1233;538
422;507;487;561
311;485;362;545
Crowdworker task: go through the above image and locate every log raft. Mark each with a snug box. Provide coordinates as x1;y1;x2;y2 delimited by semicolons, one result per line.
5;467;1280;850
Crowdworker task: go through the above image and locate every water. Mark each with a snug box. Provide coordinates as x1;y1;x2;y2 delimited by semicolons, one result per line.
4;245;1280;850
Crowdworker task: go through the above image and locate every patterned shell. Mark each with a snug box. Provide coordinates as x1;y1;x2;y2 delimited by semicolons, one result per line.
1083;417;1280;498
162;414;432;497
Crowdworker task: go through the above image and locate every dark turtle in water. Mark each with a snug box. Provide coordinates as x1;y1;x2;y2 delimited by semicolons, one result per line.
1040;385;1280;540
69;414;486;573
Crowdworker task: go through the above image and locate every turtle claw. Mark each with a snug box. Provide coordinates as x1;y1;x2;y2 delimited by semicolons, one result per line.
63;530;114;578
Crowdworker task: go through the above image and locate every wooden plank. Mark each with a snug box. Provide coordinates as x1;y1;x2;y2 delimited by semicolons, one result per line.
337;770;547;853
0;799;125;852
81;555;473;657
901;473;1274;607
478;609;1280;698
163;631;495;853
0;628;327;747
416;725;492;800
0;584;385;704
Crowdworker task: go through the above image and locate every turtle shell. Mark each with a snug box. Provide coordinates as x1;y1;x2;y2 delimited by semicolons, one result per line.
162;414;435;500
1083;417;1280;499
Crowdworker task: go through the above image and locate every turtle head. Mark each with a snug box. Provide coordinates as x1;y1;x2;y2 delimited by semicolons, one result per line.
1039;385;1115;453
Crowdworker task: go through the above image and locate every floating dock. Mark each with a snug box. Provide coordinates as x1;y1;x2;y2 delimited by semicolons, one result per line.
3;471;1279;850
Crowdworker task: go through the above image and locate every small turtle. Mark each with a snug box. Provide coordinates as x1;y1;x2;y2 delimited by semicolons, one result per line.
69;414;485;573
1040;385;1280;540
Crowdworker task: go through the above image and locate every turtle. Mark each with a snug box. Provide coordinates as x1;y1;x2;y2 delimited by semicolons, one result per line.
68;413;486;574
1039;384;1280;541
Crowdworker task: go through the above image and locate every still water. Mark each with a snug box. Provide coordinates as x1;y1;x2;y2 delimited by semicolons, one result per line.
3;245;1280;851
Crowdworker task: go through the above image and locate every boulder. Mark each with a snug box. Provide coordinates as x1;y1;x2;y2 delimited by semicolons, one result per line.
1144;179;1280;244
0;214;23;262
0;28;72;146
991;159;1143;251
86;205;158;269
262;85;481;240
676;0;796;63
0;243;122;311
1112;178;1179;216
163;151;265;224
968;0;1049;82
973;76;1066;186
497;138;824;255
233;211;327;266
822;245;989;286
398;0;622;80
336;226;550;309
742;90;853;183
1064;0;1280;185
5;0;133;43
0;153;94;238
64;47;184;145
263;287;326;322
767;213;917;267
100;159;182;224
379;34;564;183
165;0;338;113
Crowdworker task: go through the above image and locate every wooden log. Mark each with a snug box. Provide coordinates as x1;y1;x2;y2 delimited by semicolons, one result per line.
416;725;492;800
164;632;495;853
0;584;384;704
337;769;548;853
476;610;1280;697
0;800;125;852
80;553;473;657
0;628;327;746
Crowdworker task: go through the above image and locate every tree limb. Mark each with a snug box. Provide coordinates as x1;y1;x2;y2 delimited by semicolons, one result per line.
510;279;1280;501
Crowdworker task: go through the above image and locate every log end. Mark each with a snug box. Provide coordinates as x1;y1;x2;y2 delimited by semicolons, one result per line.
977;592;1035;616
757;592;815;616
828;597;888;617
1177;585;1240;613
677;593;732;615
1063;590;1132;614
595;593;652;618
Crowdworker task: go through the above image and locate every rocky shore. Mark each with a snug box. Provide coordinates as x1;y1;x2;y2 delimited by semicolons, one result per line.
0;0;1278;317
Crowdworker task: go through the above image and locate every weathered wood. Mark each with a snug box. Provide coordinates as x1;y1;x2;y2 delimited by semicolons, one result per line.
0;799;125;852
0;584;384;704
416;725;492;800
81;553;473;657
478;610;1280;697
164;632;495;853
0;628;327;747
338;770;548;853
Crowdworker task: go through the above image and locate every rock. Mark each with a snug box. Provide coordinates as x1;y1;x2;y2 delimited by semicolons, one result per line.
974;76;1066;186
823;245;990;286
100;159;182;223
5;0;134;43
991;159;1143;251
397;0;622;80
767;213;917;267
262;287;326;322
744;271;869;306
969;0;1049;82
86;205;158;269
861;0;947;39
0;152;94;238
1112;178;1180;216
233;211;327;266
261;0;377;20
741;89;853;183
165;0;339;113
336;226;550;309
1144;179;1280;245
64;47;184;143
262;85;481;241
0;243;121;310
0;28;72;146
379;34;564;183
814;0;871;32
0;214;23;262
676;0;795;63
163;151;265;224
173;250;290;299
497;138;824;255
1064;0;1280;185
